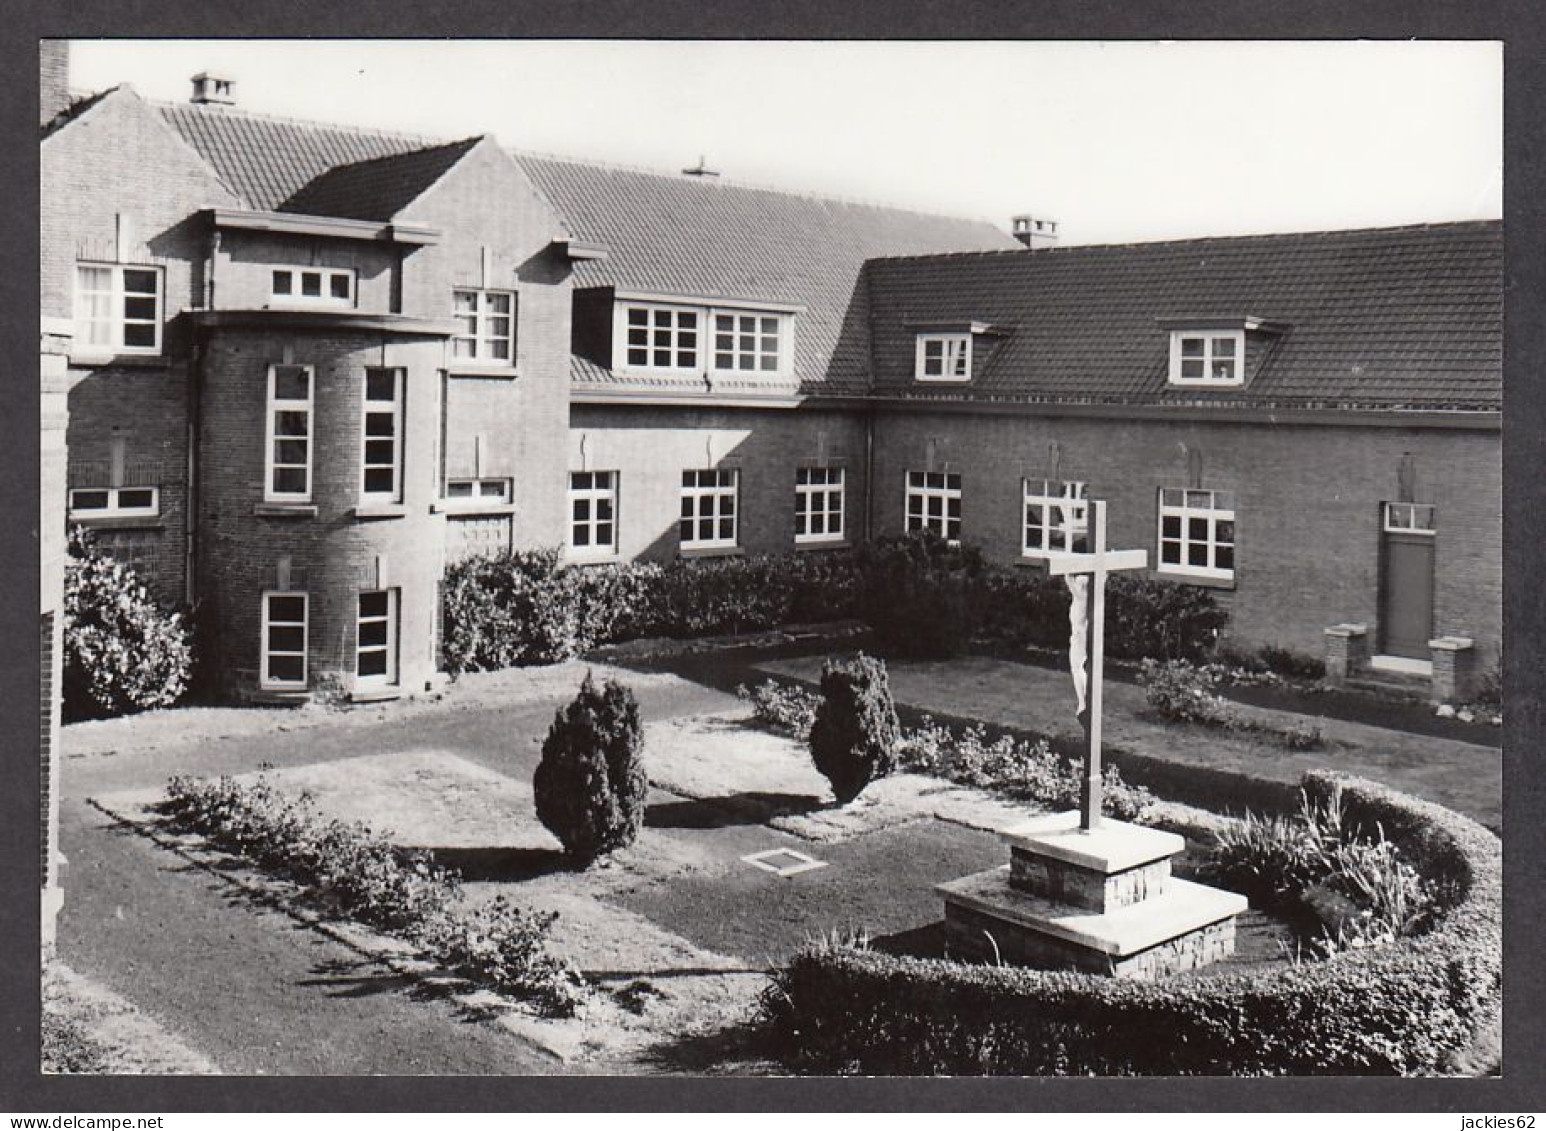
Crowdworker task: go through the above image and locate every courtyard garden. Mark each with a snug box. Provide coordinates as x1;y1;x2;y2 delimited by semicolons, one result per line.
57;532;1502;1075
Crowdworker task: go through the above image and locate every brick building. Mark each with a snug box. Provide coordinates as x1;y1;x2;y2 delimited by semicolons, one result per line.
42;50;1501;706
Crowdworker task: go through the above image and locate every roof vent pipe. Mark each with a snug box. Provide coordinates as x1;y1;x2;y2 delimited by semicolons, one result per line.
1012;214;1058;250
190;72;236;106
682;155;720;178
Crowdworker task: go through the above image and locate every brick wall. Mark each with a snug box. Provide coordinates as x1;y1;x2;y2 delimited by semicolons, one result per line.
871;407;1501;658
568;403;870;561
212;231;398;313
196;329;448;699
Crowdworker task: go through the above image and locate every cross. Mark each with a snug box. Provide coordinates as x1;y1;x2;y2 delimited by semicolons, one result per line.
1045;499;1147;830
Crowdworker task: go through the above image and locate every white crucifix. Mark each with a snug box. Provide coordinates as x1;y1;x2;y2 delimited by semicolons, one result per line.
1045;499;1147;831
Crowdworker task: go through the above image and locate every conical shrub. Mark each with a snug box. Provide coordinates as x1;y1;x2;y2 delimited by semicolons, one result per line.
534;673;647;864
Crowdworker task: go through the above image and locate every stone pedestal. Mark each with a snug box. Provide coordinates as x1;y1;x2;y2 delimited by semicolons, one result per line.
1323;622;1370;687
937;812;1247;979
1428;635;1476;703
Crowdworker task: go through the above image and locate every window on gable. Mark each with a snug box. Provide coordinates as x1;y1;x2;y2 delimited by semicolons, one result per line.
915;333;971;381
623;303;700;370
452;288;516;364
906;471;962;543
1158;488;1235;580
1168;331;1245;387
74;263;164;355
271;267;355;308
1023;480;1088;557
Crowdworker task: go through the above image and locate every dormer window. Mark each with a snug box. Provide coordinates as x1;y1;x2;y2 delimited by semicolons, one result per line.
613;295;796;378
1169;331;1243;386
915;332;971;382
271;267;355;308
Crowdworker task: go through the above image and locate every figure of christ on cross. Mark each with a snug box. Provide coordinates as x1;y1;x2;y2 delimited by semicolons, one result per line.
1045;499;1148;831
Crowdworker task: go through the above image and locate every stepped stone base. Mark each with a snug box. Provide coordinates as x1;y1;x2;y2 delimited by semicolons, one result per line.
936;811;1247;981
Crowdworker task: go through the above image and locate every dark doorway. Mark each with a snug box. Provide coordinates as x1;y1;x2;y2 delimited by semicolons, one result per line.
1379;504;1436;659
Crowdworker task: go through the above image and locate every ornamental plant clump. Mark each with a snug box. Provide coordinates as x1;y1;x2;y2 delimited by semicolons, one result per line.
808;654;902;804
63;525;193;720
534;673;648;864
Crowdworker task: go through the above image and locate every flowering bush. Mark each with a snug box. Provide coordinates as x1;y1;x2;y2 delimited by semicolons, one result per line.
736;679;820;740
63;525;193;719
160;774;581;1015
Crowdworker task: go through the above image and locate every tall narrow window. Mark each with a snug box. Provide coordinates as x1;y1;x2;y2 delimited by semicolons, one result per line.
261;592;308;690
795;467;845;544
361;368;404;501
1023;480;1089;557
74;263;164;355
265;364;314;502
452;288;516;363
569;471;619;554
356;589;398;685
1157;488;1236;580
905;471;962;542
680;469;738;549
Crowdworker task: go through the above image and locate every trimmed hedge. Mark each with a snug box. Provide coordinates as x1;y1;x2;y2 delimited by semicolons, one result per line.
443;536;1227;674
762;771;1500;1076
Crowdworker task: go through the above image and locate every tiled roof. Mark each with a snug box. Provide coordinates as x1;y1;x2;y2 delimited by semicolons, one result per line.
280;137;483;220
862;221;1502;410
514;154;1022;395
158;102;434;211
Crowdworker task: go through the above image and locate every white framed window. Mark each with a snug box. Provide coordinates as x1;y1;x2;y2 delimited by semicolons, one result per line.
261;591;308;690
621;303;700;371
713;311;786;374
452;288;516;363
68;485;160;520
360;368;404;502
1384;502;1436;535
795;467;844;544
680;468;738;549
356;589;398;685
1158;488;1236;580
445;477;512;505
1168;330;1245;386
270;266;355;308
915;332;971;381
265;364;314;502
1023;479;1088;557
906;471;962;542
569;471;619;554
74;263;164;355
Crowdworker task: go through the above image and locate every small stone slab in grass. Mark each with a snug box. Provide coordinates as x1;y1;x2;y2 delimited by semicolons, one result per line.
610;818;1009;966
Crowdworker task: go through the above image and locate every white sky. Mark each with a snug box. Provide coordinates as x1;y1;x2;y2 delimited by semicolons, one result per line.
65;39;1502;246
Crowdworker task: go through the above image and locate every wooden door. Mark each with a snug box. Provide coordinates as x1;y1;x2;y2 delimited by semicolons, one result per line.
1379;504;1436;659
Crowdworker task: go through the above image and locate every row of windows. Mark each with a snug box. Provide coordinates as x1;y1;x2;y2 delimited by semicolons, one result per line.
618;301;791;376
902;474;1238;581
265;364;407;504
912;329;1246;388
260;589;397;691
565;466;847;556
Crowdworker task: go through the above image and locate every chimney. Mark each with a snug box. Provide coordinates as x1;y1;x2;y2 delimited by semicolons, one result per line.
1011;214;1058;250
682;155;720;179
190;71;236;106
39;39;70;126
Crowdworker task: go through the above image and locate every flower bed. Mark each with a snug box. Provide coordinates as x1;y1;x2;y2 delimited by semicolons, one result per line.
160;774;585;1017
737;678;1153;822
761;771;1500;1075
